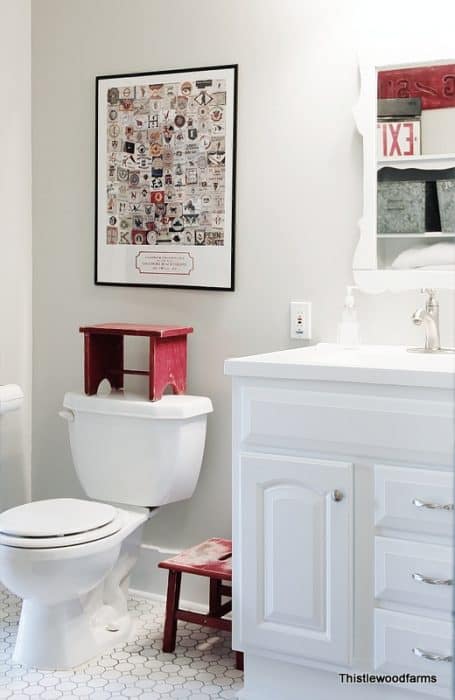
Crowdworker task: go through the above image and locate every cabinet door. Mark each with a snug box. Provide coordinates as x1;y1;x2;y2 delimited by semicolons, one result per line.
235;453;352;665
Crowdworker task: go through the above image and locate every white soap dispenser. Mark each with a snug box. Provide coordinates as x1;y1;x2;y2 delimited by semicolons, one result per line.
337;286;360;348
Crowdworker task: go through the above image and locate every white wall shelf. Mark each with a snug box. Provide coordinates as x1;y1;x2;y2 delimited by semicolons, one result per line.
378;153;455;170
353;48;455;291
354;268;455;292
377;233;455;238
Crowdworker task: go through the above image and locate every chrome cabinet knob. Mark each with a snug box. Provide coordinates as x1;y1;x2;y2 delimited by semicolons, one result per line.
332;490;344;502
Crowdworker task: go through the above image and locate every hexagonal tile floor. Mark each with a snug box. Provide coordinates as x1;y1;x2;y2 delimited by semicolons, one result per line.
0;585;243;699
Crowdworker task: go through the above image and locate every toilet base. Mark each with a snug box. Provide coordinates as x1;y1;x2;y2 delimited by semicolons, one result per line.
0;508;148;670
13;597;135;669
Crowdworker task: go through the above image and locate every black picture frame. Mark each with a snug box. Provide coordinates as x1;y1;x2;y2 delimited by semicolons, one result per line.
95;64;238;291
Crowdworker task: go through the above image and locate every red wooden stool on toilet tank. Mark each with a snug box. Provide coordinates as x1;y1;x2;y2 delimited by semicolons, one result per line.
79;323;193;401
158;538;244;671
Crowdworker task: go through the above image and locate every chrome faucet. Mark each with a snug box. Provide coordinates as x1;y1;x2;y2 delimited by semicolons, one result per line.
412;288;440;352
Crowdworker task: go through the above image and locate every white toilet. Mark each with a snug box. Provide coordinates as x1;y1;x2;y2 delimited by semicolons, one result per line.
0;386;212;669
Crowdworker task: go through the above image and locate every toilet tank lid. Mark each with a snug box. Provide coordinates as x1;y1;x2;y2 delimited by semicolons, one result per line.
63;392;213;420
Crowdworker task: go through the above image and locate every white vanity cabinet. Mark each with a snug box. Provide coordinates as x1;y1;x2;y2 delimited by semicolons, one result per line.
225;344;454;700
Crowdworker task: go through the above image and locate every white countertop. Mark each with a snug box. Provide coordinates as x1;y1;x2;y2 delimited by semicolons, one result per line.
224;343;455;389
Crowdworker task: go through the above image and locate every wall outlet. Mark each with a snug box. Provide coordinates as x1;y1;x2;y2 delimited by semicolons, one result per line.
290;301;312;340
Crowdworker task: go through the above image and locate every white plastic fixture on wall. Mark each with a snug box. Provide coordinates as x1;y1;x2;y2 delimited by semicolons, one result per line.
0;385;24;415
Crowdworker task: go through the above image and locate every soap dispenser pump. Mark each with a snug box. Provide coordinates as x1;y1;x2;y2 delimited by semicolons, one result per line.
337;286;360;348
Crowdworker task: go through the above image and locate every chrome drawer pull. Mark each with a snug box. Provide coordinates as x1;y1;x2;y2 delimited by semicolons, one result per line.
412;573;452;586
412;498;453;511
412;647;452;663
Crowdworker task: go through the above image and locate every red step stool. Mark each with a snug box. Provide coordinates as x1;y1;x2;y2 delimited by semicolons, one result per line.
80;323;193;401
158;538;243;671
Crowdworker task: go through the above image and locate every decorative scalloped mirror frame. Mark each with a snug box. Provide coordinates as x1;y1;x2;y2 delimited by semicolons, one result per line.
353;49;455;292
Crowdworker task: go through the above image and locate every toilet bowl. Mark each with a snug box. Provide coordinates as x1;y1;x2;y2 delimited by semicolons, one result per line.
0;389;213;669
0;499;147;668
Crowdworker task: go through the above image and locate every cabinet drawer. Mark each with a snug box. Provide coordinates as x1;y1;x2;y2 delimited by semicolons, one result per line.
375;609;452;697
375;465;453;537
375;537;453;612
238;384;454;465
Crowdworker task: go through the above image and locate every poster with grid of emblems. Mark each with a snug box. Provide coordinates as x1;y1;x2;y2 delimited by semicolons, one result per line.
96;65;237;289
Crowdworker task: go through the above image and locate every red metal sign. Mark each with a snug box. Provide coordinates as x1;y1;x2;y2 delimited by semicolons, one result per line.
378;64;455;110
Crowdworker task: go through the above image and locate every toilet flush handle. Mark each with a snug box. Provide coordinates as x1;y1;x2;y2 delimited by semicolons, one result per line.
58;409;75;422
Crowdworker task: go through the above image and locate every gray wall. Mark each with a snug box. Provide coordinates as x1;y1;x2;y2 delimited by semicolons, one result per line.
0;0;31;512
32;0;455;552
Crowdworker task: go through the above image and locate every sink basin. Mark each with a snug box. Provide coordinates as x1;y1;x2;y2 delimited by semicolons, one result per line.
225;343;455;389
279;343;455;369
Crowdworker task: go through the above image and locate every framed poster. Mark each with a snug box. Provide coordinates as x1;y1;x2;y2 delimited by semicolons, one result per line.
96;65;237;290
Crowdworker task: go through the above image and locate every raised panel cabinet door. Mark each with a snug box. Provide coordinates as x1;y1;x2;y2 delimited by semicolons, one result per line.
235;453;353;665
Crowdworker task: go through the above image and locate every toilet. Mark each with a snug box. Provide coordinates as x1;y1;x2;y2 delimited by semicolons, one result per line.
0;387;213;669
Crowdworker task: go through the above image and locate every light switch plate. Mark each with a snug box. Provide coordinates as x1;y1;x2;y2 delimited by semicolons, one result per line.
290;301;312;340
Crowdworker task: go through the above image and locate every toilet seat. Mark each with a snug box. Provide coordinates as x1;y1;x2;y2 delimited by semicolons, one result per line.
0;498;123;549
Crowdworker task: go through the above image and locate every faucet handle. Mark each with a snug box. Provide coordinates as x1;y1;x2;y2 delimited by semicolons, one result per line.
421;288;438;306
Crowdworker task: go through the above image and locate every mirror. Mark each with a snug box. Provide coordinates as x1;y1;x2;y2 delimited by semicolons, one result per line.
354;52;455;291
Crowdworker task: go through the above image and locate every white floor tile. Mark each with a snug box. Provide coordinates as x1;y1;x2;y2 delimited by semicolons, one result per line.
0;586;242;698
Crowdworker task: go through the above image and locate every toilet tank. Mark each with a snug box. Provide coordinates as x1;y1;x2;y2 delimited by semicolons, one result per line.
62;392;213;507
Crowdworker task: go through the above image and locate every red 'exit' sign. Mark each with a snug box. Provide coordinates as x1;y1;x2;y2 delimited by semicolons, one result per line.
377;120;420;158
378;64;455;110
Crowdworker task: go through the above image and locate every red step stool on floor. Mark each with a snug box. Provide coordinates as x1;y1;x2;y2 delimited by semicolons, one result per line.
80;323;193;401
158;538;243;671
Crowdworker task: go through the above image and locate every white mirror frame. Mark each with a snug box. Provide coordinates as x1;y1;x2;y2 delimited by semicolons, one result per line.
353;49;455;292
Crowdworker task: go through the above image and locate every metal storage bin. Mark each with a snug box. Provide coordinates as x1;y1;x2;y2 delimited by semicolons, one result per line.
436;179;455;233
377;180;426;234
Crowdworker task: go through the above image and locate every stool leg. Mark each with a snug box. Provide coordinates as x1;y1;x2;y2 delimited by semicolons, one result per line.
235;651;244;671
150;336;187;401
163;570;182;653
84;333;124;394
209;579;222;617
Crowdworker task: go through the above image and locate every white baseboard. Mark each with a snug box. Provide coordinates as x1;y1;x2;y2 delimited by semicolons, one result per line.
129;542;212;609
129;587;208;615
